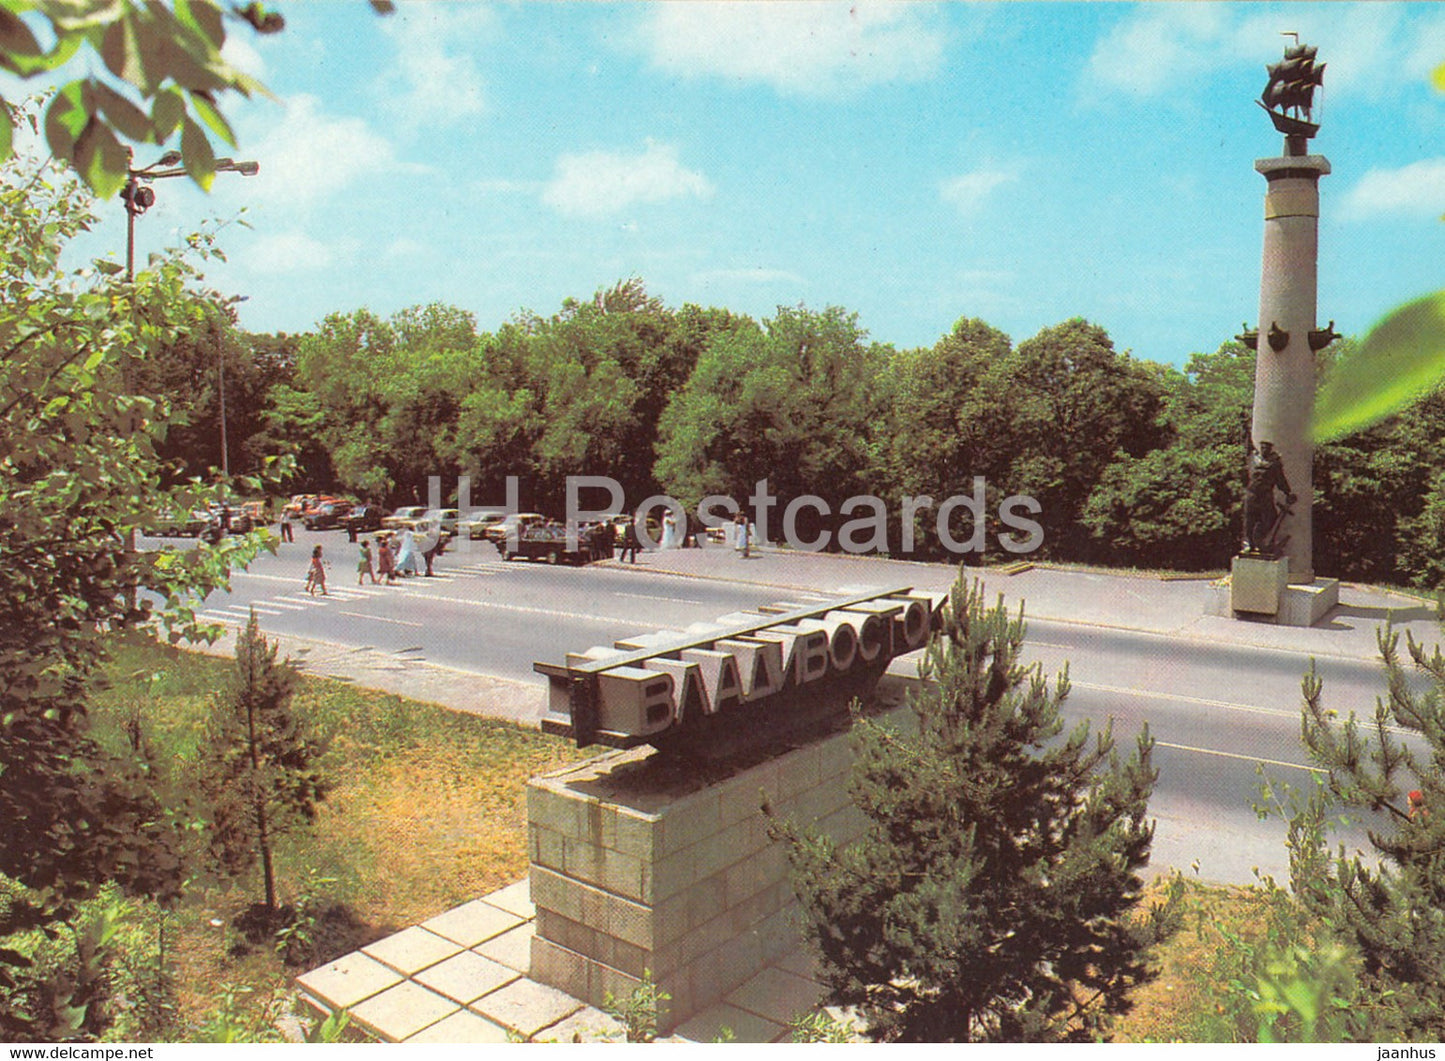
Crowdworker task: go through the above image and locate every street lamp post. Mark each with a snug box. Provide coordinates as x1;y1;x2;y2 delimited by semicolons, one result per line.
121;149;258;483
122;150;260;281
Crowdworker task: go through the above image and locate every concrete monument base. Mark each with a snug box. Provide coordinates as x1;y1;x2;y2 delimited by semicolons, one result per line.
1230;556;1290;615
526;696;908;1034
1210;558;1339;626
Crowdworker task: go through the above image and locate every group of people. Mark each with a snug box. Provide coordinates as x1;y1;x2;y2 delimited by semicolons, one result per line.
304;528;448;595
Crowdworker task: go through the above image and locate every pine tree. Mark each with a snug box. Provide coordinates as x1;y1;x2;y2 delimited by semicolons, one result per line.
767;578;1180;1042
1294;626;1445;1039
200;612;329;913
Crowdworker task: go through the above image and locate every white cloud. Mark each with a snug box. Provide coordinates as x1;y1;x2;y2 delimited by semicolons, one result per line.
244;94;411;207
242;231;337;273
1340;158;1445;220
542;141;714;218
220;33;267;80
940;167;1017;213
1084;5;1445;102
632;1;945;97
378;4;493;122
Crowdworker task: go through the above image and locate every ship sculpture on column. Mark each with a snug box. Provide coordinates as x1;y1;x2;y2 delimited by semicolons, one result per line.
1227;36;1340;624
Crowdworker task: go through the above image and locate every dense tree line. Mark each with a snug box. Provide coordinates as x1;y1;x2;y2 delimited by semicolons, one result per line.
205;279;1445;587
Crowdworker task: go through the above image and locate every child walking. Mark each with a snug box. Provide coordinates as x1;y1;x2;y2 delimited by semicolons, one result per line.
358;539;376;584
307;544;328;596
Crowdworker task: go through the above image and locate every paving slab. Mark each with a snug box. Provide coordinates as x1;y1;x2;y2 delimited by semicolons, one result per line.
350;980;459;1042
403;1008;512;1044
361;925;463;975
774;944;822;981
422;897;526;948
485;878;536;920
473;921;534;972
725;965;824;1027
471;978;584;1039
674;1001;787;1044
295;951;403;1011
539;1006;628;1043
413;950;520;1004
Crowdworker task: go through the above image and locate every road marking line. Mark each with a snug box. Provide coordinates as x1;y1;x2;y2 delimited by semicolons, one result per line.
261;600;307;611
616;592;707;605
227;604;283;616
1154;739;1320;774
1073;680;1417;739
335;610;423;627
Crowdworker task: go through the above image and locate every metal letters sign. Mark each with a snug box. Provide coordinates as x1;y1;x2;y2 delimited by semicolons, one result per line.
535;586;946;754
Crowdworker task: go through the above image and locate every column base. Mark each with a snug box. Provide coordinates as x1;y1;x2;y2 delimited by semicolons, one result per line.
1210;559;1339;627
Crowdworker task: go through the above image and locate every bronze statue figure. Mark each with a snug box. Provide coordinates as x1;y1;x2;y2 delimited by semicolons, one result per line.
1242;440;1296;557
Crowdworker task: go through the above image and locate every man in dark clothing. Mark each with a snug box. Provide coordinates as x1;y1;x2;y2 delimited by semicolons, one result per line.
618;517;640;563
1243;440;1296;554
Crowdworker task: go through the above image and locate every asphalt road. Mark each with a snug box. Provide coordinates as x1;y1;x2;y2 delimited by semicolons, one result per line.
164;528;1400;885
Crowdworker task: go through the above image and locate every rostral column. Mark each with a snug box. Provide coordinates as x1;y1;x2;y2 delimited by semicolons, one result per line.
1251;38;1331;583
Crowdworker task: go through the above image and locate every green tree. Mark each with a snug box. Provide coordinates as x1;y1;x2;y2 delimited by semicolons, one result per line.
1081;341;1253;570
879;318;1015;559
655;304;889;542
766;577;1181;1042
199;611;328;914
1291;627;1445;1039
0;139;265;1040
1000;319;1169;563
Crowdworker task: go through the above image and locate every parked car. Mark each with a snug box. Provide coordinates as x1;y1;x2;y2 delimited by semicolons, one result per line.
500;522;596;565
146;508;209;537
283;493;318;519
460;508;510;541
303;500;354;530
417;508;461;536
383;505;426;530
344;504;385;535
484;512;546;547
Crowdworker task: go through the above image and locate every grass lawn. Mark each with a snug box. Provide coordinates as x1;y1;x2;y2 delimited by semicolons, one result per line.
85;634;587;1040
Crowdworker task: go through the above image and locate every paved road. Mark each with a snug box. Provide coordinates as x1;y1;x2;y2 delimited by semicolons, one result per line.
164;528;1412;884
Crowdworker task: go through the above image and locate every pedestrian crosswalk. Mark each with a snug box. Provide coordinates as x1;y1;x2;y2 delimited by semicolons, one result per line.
195;558;515;626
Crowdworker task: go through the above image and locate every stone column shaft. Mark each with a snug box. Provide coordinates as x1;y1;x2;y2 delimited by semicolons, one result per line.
1252;154;1329;584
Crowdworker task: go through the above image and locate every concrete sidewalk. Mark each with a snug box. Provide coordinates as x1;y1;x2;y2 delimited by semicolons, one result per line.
606;544;1443;665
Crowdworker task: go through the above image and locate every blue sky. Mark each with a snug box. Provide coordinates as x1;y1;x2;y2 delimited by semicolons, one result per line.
54;2;1445;366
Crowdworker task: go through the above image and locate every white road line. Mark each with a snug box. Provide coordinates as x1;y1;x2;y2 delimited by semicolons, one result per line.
1073;680;1417;739
1154;739;1319;775
336;610;423;627
616;592;706;605
262;600;307;611
226;603;283;616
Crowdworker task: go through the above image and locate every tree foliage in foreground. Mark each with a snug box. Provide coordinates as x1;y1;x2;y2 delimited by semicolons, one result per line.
0;140;268;1040
1290;627;1445;1039
767;577;1182;1042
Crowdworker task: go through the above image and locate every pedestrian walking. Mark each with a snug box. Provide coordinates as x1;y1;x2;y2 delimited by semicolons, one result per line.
736;512;750;559
279;507;294;542
358;540;376;584
377;537;396;584
307;544;328;596
619;516;640;563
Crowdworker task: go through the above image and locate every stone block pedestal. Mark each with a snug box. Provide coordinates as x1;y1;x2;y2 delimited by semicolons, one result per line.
1209;557;1340;627
1231;556;1290;615
526;701;907;1034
